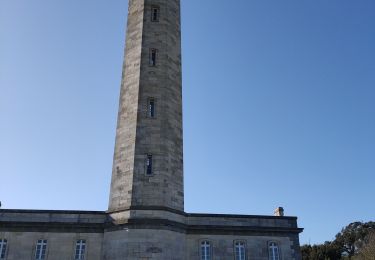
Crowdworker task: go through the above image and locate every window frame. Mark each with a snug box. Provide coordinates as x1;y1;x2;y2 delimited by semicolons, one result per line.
147;97;156;118
149;48;158;67
268;241;280;260
74;239;86;260
151;6;160;22
0;239;8;260
34;239;48;260
200;240;212;260
145;154;153;176
234;240;246;260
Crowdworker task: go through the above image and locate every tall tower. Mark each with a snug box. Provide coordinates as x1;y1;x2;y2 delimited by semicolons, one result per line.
108;0;183;215
1;2;302;259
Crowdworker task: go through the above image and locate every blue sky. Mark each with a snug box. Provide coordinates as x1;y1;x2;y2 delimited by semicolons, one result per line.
0;0;374;245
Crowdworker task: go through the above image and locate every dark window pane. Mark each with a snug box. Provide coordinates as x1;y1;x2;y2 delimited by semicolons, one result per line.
146;155;153;175
150;49;157;66
151;7;159;22
149;99;155;117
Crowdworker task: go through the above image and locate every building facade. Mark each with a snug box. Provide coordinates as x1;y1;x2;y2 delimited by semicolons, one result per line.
0;0;303;259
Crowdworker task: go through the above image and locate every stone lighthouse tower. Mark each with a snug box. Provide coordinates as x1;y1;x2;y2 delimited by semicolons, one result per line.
103;0;186;258
108;0;183;214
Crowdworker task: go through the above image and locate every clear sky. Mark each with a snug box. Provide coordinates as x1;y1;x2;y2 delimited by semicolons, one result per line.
0;0;374;245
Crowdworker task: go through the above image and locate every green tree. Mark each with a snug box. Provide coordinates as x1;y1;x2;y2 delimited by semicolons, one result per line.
301;221;375;260
355;231;375;260
334;222;375;258
301;242;341;260
301;244;313;259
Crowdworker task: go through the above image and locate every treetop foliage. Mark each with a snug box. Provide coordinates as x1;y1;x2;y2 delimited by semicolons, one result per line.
301;221;375;260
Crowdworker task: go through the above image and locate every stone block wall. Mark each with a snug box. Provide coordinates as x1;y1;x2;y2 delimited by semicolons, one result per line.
108;0;184;215
187;214;298;228
102;229;186;260
108;0;145;213
186;234;299;260
0;232;103;260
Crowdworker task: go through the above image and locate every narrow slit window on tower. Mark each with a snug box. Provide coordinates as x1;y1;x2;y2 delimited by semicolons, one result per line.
74;239;86;260
35;239;47;260
151;6;160;22
0;239;7;259
146;154;153;175
149;49;157;66
148;98;155;118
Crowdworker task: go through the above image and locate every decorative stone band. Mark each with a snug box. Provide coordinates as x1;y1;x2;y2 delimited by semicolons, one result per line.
105;218;304;236
0;209;303;235
0;218;303;236
0;221;104;233
107;205;299;220
107;205;186;216
0;209;106;233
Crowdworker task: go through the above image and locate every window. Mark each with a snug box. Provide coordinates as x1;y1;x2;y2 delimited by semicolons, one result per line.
151;6;160;22
74;240;86;260
35;239;47;260
146;154;153;175
0;239;7;259
234;241;246;260
200;240;211;260
149;49;157;66
148;98;155;118
269;242;280;260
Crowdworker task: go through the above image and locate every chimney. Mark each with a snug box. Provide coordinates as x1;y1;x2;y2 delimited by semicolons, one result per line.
274;207;284;217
